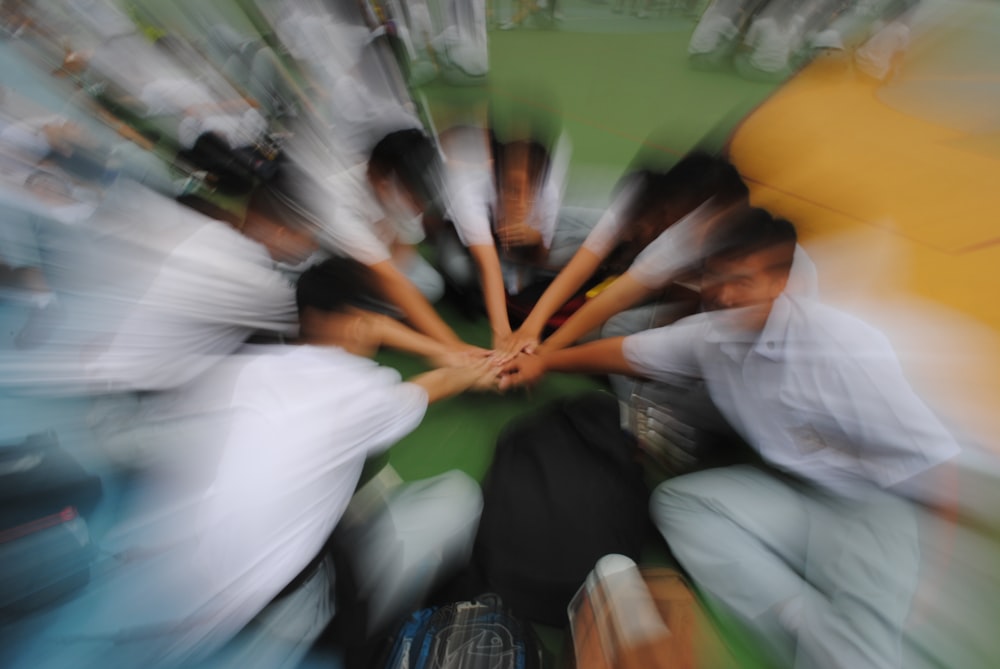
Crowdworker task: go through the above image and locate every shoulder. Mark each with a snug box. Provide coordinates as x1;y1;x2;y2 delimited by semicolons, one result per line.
783;298;898;371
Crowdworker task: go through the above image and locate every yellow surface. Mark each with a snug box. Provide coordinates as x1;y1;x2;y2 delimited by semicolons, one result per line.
728;52;1000;449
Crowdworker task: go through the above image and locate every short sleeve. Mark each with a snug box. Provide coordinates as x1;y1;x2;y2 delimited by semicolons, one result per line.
314;171;392;265
626;211;703;289
622;317;706;385
580;179;641;257
446;168;494;247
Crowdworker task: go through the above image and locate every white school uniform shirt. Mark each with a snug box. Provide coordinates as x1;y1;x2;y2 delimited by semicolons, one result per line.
87;213;297;392
579;177;644;258
56;344;428;666
446;162;561;249
446;131;570;252
622;294;960;498
315;164;425;266
168;344;428;661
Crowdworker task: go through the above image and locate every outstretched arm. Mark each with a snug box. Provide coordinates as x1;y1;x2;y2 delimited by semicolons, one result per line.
499;336;636;390
509;247;604;354
367;311;488;366
369;259;463;346
411;358;500;403
540;272;657;353
467;244;513;351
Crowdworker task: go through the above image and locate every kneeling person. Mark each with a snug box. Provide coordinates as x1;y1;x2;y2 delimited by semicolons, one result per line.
500;206;958;668
14;257;496;669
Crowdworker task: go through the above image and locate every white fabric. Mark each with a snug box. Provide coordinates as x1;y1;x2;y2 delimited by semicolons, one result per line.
325;74;423;163
165;345;428;661
623;295;959;497
61;0;135;40
11;344;429;669
579;177;644;258
0;119;55;166
141;79;267;150
87;214;296;392
446;156;562;250
446;161;494;248
314;164;425;266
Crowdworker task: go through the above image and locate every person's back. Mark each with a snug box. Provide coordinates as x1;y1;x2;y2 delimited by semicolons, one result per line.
86;193;297;393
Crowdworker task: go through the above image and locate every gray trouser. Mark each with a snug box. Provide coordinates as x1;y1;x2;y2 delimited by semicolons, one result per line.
8;470;481;669
651;465;920;669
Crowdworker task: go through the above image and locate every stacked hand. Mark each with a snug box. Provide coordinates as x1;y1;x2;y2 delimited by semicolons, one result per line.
455;356;504;392
432;344;492;369
491;329;539;364
497;352;546;391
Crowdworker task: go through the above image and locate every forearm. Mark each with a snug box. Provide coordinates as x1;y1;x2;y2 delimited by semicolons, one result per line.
469;244;511;339
371;260;461;345
541;336;636;377
541;272;655;352
372;313;451;362
520;248;603;339
410;367;476;404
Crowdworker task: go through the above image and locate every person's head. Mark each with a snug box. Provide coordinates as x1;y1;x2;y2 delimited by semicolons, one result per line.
494;138;550;228
240;170;318;264
700;206;797;332
367;128;442;221
295;256;381;355
608;152;749;270
659;151;748;223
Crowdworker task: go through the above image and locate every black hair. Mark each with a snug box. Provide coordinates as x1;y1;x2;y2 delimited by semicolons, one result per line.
245;162;320;230
367;128;442;208
295;256;379;317
492;137;551;193
659;151;748;214
600;152;749;276
702;206;797;272
615;151;748;240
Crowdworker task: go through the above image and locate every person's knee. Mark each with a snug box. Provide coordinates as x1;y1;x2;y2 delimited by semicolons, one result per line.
393;469;483;541
402;255;446;303
436;242;477;289
649;475;703;525
422;469;483;530
421;267;446;303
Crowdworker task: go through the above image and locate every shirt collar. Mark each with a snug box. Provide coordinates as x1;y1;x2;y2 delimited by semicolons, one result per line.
753;294;792;361
704;294;792;362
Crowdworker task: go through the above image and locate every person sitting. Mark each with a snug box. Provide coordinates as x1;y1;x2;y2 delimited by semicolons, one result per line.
10;256;498;669
499;205;959;668
433;124;579;352
505;151;803;363
308;128;481;353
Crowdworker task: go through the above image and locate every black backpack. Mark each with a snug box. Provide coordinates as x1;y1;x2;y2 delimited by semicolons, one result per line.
472;391;651;627
379;594;543;669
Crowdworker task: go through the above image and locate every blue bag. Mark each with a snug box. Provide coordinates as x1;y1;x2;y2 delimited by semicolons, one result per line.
381;594;543;669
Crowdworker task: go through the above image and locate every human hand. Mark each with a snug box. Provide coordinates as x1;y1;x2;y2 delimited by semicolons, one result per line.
498;352;547;391
507;327;540;356
461;357;502;393
432;343;492;369
489;329;520;364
